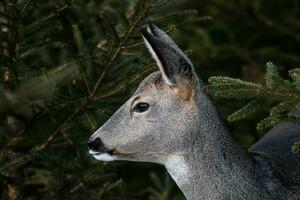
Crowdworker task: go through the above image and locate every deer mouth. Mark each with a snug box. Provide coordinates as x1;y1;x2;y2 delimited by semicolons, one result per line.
95;149;116;155
89;149;119;161
89;148;117;156
90;148;139;161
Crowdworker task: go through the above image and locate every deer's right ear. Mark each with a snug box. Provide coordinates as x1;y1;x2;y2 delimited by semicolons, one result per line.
141;22;196;100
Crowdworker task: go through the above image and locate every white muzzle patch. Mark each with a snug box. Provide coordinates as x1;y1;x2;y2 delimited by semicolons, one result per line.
93;153;117;162
89;150;117;162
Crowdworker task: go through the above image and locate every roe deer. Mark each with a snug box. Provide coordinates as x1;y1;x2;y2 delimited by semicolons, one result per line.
87;22;300;200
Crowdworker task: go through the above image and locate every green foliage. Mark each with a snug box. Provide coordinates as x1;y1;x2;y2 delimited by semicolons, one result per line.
227;99;263;122
207;63;300;130
265;62;293;91
289;69;300;90
207;77;264;99
292;140;300;154
207;63;300;151
0;0;200;199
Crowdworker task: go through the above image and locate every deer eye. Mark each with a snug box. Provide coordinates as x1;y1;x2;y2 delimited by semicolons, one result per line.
133;102;150;113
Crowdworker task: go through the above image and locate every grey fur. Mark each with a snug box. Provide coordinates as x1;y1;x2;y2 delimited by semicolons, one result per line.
88;23;300;200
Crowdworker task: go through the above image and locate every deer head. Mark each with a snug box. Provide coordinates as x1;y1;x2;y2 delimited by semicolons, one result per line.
87;23;283;200
88;22;207;164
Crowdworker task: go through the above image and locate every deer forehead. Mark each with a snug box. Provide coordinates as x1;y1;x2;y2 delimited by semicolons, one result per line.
134;71;196;107
134;71;163;94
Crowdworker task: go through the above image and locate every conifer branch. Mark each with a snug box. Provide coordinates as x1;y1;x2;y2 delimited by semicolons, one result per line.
93;64;156;101
71;23;92;95
38;97;89;150
90;0;157;97
0;0;203;197
207;62;300;152
99;11;120;44
23;3;70;36
292;141;300;154
37;0;157;151
19;0;33;17
207;62;300;131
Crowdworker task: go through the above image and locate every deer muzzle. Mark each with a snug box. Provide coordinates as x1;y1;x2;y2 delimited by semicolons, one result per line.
87;137;118;161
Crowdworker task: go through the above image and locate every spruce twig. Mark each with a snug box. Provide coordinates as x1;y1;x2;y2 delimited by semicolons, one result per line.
23;3;70;36
207;62;300;132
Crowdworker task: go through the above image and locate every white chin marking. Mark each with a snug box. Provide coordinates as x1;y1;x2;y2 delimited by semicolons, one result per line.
89;150;97;155
93;153;117;162
164;155;189;185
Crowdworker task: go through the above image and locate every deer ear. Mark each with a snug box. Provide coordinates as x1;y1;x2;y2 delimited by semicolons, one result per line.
141;22;196;100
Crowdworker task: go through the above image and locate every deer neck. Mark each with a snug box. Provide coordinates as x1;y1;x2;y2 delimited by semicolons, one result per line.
164;93;268;200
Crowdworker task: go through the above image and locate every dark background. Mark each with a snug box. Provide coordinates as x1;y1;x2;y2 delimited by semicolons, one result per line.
0;0;299;199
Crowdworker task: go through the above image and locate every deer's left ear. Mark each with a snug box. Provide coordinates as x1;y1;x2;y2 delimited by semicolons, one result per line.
141;22;196;101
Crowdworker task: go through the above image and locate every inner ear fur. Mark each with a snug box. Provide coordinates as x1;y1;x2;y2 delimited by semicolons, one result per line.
170;75;196;102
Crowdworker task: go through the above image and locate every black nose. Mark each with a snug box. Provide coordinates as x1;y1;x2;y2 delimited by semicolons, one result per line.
87;137;103;152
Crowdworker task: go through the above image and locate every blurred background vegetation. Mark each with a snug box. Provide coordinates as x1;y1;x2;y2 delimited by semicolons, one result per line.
0;0;299;199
